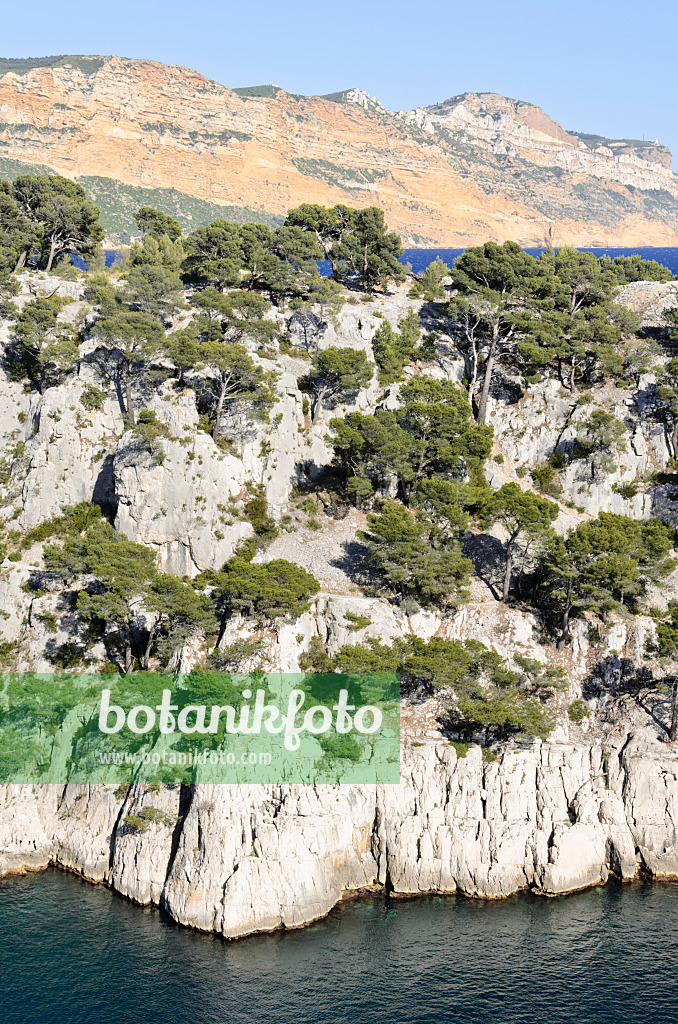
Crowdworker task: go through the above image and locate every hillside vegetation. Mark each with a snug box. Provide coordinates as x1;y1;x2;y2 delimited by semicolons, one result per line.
1;175;678;750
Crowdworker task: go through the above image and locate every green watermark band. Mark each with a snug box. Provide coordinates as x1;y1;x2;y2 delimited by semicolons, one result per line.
0;672;401;785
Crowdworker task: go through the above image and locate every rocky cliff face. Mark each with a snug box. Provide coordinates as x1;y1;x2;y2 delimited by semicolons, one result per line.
1;57;678;245
1;724;677;939
2;273;678;938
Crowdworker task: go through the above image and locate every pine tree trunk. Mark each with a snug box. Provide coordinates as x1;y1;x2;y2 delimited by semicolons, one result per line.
212;380;227;442
669;679;678;742
502;536;516;603
312;387;327;425
557;582;573;651
13;250;27;273
124;641;133;675
477;335;498;426
124;365;135;427
142;626;156;671
45;236;58;273
671;419;678;460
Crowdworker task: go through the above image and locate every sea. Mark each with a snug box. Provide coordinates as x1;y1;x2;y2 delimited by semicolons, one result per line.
47;241;678;1022
402;246;678;277
101;245;678;276
2;869;677;1024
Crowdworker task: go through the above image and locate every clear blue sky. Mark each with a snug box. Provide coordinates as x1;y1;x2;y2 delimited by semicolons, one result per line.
3;0;677;164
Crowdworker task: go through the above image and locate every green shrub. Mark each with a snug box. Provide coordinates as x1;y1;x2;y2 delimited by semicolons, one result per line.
299;636;333;673
531;463;562;496
568;700;590;725
345;612;372;631
243;487;278;542
80;384;107;411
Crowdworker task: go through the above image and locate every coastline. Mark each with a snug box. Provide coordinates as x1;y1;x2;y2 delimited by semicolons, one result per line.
3;728;678;940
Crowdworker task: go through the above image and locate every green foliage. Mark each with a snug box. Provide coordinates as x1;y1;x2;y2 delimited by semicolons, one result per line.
398;378;493;485
130;409;171;464
358;502;472;609
573;409;627;476
335;634;555;741
198;341;277;442
243;486;278;543
345;612;372;631
209;637;267;672
163;326;200;384
531;462;561;496
568;700;590;725
79;383;106;411
598;253;672;284
0;181;36;272
409;256;450;301
372;309;422;383
124;263;184;319
484;483;559;601
11;173;104;271
285;203;355;271
128;232;185;272
44;519;158;673
513;654;567;695
332;207;405;291
538;513;676;643
300;346;374;423
299;636;334;673
134;206;182;242
93;311;166;425
213;544;320;620
645;601;678;660
452;240;539;296
124;806;178;833
182;220;244;288
83;271;120;313
144;575;217;668
8;297;78;393
191;287;276;346
14;502;103;556
450;740;470;758
654;358;678;459
328;377;491;571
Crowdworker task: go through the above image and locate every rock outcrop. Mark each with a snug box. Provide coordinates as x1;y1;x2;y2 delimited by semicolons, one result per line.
2;725;677;938
1;57;678;245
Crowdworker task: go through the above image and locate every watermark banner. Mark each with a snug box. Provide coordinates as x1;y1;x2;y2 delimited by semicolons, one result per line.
0;672;400;785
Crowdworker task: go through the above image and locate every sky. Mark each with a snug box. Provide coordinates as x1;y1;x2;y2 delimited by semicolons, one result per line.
3;0;677;164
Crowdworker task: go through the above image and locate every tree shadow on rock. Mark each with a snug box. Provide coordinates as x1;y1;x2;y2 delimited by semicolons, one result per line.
463;532;505;600
584;655;669;734
330;538;374;590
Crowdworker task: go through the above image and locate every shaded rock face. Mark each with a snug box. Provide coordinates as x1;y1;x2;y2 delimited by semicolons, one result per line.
1;58;678;245
112;390;251;576
1;728;677;938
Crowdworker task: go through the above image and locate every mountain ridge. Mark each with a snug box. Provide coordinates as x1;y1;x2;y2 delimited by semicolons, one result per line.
0;54;677;244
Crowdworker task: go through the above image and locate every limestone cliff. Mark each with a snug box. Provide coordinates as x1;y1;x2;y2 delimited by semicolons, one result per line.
2;272;678;937
1;57;677;245
1;725;677;939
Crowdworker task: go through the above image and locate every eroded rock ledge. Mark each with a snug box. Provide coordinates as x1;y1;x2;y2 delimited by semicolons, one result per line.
2;726;676;939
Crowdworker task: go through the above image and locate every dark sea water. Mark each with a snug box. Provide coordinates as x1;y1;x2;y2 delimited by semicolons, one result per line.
402;246;678;276
2;869;678;1024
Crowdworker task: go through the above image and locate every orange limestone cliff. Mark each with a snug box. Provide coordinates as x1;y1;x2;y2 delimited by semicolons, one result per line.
0;56;677;245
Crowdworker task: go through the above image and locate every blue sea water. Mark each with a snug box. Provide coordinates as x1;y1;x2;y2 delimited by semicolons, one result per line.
312;246;678;279
2;869;677;1024
402;246;678;276
97;245;678;277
